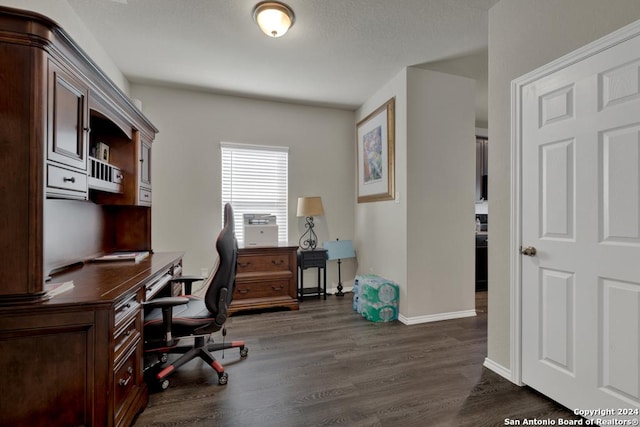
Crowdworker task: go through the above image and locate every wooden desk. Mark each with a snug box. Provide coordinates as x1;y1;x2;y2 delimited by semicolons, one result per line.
229;243;299;314
0;252;183;427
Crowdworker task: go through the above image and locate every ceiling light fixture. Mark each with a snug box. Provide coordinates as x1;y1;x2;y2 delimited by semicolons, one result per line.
252;1;295;38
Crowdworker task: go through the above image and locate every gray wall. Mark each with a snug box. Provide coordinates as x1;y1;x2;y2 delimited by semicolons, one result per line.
130;84;357;283
487;0;640;372
0;0;129;92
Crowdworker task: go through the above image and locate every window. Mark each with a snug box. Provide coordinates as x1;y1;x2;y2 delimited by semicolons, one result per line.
221;142;288;244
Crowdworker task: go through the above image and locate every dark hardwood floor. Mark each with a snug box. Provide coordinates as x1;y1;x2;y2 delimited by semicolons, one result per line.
133;292;582;426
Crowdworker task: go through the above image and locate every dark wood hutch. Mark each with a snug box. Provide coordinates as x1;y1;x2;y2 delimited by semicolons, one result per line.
0;6;181;426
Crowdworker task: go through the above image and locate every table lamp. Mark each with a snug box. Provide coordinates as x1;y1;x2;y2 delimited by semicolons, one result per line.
296;196;324;250
324;239;356;297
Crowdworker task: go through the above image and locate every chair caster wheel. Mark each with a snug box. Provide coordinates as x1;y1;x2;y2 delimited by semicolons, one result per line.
218;372;228;385
160;353;168;363
159;378;170;391
240;347;248;358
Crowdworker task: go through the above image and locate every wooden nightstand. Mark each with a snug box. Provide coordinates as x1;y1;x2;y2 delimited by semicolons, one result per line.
297;249;327;301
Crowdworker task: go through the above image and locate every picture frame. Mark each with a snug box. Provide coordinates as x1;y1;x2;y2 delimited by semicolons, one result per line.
356;97;395;203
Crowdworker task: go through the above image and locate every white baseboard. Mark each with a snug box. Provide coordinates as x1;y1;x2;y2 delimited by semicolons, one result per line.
398;309;476;325
483;357;520;385
327;285;353;295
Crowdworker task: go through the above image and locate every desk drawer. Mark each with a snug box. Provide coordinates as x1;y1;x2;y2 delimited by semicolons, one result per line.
139;188;152;205
234;278;291;300
114;293;140;328
237;253;290;273
114;314;141;365
47;163;87;193
113;340;141;425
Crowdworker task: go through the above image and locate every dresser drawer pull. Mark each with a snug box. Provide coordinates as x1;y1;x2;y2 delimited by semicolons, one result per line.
63;176;76;183
271;286;283;291
271;259;285;266
238;289;250;294
238;262;251;268
124;329;132;337
119;367;133;387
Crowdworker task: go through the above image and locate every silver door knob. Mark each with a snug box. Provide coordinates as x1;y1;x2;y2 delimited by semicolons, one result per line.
521;246;537;256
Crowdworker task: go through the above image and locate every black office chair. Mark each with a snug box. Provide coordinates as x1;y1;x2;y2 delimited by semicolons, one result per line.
143;203;248;390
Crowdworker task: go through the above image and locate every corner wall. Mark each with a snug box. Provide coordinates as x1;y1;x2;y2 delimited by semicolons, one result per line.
406;68;475;320
355;67;475;321
488;0;640;373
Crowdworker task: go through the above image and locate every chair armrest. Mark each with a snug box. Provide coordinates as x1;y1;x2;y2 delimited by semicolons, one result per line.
143;297;189;345
170;275;206;294
143;296;189;309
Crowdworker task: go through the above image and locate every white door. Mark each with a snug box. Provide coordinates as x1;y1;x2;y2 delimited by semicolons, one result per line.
520;26;640;421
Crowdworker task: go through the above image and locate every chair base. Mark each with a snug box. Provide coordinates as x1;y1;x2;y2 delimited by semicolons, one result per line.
144;337;247;390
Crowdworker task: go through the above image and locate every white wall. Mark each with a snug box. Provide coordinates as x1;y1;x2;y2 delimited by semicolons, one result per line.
487;0;640;372
0;0;129;93
130;84;356;282
355;69;409;312
355;67;476;321
406;68;476;319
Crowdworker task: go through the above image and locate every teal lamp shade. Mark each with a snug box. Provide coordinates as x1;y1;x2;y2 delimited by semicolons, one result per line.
324;240;355;261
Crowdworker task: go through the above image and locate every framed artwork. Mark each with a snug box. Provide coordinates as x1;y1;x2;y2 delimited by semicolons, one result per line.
356;97;395;203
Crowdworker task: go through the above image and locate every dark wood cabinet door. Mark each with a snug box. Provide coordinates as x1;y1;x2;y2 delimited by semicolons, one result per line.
0;309;98;427
47;60;88;171
139;138;151;189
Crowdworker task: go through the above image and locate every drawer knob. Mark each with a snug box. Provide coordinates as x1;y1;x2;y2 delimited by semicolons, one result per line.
63;177;76;183
124;330;132;337
272;259;284;265
238;289;249;294
238;262;251;268
271;286;283;291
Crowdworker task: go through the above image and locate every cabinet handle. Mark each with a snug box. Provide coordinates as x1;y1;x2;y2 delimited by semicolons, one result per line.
63;177;75;183
119;371;132;387
238;289;249;294
271;259;284;265
271;286;283;291
238;262;251;268
83;127;91;132
124;329;132;337
116;173;124;180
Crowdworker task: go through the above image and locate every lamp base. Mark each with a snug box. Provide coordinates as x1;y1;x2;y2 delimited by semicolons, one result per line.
335;282;344;297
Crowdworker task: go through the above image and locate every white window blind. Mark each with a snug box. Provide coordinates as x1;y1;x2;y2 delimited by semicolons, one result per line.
221;142;288;244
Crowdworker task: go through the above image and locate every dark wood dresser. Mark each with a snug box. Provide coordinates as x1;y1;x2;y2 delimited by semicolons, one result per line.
229;244;299;314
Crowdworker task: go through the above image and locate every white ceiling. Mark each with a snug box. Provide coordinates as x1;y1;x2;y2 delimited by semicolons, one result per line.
67;0;496;111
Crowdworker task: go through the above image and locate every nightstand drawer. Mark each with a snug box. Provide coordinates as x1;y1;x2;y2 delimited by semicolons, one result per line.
299;250;326;268
237;253;290;272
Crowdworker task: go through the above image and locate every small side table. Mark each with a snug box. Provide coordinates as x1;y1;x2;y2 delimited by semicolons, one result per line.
297;249;327;301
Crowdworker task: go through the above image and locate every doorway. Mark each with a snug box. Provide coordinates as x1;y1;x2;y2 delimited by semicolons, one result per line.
512;18;640;421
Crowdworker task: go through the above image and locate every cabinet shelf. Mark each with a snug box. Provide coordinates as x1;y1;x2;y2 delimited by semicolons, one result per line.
88;156;123;193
